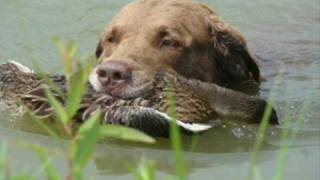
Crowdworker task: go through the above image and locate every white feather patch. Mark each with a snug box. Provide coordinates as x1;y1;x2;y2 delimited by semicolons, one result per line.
8;60;33;73
152;109;213;133
176;121;213;132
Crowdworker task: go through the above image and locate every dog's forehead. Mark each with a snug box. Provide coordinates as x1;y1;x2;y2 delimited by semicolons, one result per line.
107;0;210;37
112;0;208;25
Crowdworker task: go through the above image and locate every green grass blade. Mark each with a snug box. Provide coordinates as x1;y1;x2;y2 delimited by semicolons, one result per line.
128;158;155;180
271;82;295;180
247;77;279;180
272;112;292;180
65;69;87;119
25;111;61;139
31;60;65;98
15;142;60;180
137;158;155;180
291;82;317;138
247;104;275;179
52;38;78;80
166;84;186;180
99;125;155;144
253;166;264;180
273;82;317;180
24;144;61;180
72;112;101;173
44;88;69;125
65;61;93;119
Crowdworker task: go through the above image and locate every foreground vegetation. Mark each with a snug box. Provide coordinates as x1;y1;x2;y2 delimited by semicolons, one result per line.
0;40;317;180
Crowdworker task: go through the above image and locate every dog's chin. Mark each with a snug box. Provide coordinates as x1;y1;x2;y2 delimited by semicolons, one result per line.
89;69;153;99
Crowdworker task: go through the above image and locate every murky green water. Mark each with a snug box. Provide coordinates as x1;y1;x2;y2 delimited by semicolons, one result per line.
0;0;319;179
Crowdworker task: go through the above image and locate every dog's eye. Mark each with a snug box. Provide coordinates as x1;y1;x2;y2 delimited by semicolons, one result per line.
160;39;182;49
107;36;116;43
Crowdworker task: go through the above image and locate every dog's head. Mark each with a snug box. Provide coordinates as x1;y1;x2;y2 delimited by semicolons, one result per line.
90;0;260;98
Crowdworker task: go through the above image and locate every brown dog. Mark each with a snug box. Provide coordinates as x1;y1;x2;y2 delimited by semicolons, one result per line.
89;0;260;99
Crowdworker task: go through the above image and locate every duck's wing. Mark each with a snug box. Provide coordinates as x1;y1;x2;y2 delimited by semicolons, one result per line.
101;106;213;137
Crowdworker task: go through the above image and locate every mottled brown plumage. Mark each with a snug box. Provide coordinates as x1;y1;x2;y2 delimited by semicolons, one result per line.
0;61;278;137
0;62;216;136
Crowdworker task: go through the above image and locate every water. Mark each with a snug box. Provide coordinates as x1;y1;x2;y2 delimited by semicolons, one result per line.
0;0;319;179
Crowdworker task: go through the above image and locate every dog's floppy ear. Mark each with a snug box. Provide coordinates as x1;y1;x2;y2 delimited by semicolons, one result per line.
206;13;260;82
95;39;103;58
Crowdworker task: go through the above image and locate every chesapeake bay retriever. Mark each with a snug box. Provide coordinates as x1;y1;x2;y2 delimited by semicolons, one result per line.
89;0;261;99
87;0;279;125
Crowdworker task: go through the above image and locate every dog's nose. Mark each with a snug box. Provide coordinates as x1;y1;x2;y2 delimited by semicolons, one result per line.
96;61;132;86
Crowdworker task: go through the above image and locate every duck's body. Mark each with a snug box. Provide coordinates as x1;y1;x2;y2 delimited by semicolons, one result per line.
0;62;215;136
0;61;278;137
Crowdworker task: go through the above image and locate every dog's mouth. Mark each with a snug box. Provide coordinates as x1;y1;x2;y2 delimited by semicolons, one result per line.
89;68;154;99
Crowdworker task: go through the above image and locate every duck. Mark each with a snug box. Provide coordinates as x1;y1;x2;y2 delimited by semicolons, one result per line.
0;61;278;137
